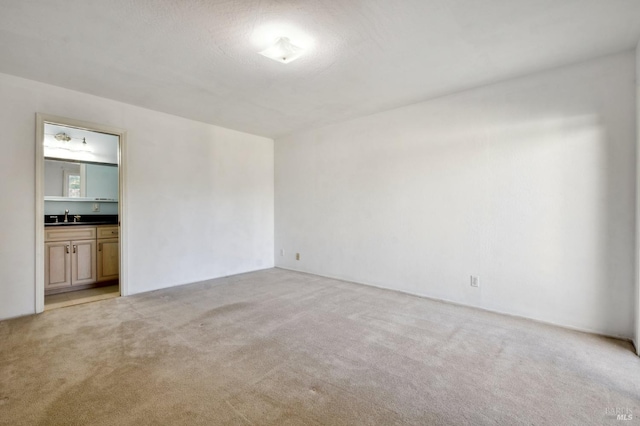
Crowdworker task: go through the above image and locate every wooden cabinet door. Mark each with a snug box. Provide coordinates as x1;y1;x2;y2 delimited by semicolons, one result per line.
45;242;71;289
97;238;119;282
71;239;97;286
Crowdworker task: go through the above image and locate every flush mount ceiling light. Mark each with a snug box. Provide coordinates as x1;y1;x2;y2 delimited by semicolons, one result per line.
54;132;72;142
259;37;304;63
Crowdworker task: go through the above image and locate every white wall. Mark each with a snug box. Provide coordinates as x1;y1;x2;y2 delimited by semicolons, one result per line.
0;72;274;320
276;51;636;339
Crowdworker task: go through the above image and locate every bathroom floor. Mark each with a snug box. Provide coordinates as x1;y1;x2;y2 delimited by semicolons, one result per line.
44;284;119;310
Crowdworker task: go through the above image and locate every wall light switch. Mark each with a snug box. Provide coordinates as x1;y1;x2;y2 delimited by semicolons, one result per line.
280;249;284;256
470;276;480;288
296;253;300;261
92;203;100;212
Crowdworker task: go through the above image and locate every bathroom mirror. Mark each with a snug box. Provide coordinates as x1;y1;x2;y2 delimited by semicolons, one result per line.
44;158;118;201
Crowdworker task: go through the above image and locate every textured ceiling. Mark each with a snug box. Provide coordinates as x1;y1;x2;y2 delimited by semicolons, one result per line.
1;0;640;138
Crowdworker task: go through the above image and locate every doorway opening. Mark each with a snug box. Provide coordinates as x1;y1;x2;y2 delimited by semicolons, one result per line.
35;114;127;312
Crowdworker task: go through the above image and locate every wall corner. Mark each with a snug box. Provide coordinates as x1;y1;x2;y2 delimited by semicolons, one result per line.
635;40;640;355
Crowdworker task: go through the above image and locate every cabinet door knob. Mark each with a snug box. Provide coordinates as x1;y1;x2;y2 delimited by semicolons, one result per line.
98;243;102;252
65;245;70;254
73;245;77;254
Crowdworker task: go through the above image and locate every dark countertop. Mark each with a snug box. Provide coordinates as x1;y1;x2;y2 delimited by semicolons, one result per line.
45;222;117;227
45;214;118;227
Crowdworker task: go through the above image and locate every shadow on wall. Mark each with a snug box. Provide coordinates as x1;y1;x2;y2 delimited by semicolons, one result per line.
276;56;636;338
478;113;632;336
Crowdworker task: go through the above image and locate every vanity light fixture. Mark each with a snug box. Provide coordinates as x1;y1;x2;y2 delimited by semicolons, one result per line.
259;37;304;63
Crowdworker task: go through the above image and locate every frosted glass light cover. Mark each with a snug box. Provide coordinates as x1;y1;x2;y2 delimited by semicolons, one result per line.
259;37;304;63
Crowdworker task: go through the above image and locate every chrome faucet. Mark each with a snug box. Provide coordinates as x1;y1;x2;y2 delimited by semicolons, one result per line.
64;209;69;223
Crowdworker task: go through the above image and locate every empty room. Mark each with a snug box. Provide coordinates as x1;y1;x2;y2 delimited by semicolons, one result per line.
1;1;640;425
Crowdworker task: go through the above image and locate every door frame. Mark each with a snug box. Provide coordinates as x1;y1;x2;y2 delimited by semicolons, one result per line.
35;113;128;313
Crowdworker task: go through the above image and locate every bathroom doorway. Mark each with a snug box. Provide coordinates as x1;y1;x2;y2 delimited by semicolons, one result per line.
35;114;127;312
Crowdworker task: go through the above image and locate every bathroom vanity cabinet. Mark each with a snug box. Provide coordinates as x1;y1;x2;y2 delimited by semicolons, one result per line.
44;225;118;293
97;225;119;282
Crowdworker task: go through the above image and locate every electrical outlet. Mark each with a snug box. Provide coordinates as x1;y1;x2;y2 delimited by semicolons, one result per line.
280;249;284;256
470;276;480;288
296;253;300;261
92;203;100;212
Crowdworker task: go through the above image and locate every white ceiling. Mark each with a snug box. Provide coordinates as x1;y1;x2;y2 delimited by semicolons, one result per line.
1;0;639;138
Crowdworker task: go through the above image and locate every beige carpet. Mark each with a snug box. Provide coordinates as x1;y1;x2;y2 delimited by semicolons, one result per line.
1;268;638;425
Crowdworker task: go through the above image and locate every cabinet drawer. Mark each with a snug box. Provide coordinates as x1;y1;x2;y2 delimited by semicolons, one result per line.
45;226;96;242
97;226;119;239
